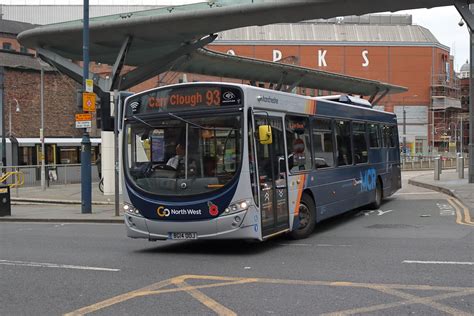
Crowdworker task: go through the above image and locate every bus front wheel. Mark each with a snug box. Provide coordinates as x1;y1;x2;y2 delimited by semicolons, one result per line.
289;194;316;240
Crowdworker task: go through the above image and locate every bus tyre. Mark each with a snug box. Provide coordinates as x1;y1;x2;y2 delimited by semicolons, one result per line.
370;179;383;209
289;194;316;240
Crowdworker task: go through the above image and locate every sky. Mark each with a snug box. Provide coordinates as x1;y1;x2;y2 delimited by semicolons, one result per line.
0;1;470;71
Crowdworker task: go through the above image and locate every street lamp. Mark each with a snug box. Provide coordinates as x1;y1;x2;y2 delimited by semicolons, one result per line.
8;98;20;137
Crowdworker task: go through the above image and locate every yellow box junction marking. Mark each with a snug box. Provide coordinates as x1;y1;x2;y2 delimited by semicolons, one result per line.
65;275;474;316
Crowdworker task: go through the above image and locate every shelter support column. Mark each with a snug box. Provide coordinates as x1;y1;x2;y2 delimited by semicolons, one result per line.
455;0;474;183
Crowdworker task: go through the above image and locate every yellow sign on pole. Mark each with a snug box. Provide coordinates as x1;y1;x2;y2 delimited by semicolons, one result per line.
82;92;96;112
85;79;94;93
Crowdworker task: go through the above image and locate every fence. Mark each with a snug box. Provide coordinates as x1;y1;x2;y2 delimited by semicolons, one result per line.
401;155;469;171
1;164;100;187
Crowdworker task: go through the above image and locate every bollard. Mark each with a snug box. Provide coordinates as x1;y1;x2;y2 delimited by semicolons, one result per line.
434;157;441;180
458;156;464;179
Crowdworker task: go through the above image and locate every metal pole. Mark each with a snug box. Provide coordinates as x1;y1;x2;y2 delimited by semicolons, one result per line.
40;67;46;190
81;0;92;213
113;91;119;217
0;66;6;168
8;101;11;137
469;29;474;183
403;106;407;160
461;116;464;155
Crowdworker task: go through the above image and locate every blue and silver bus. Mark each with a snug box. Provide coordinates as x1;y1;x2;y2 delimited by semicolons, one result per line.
122;83;400;241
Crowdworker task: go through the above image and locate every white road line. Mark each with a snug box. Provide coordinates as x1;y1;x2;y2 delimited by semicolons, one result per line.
278;243;312;247
0;260;120;272
394;192;441;195
316;244;352;247
403;260;474;266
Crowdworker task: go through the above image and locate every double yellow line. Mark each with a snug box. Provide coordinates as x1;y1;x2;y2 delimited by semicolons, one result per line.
447;197;474;226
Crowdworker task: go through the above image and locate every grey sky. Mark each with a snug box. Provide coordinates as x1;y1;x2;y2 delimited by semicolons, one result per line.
0;1;469;71
400;6;469;71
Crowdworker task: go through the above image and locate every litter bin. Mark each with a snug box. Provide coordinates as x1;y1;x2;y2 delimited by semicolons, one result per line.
0;185;11;216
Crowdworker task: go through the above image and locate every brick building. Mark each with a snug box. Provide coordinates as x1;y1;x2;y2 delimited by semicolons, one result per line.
0;20;100;165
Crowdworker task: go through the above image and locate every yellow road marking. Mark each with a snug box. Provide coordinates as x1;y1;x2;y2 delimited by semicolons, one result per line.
176;280;237;316
322;288;474;316
64;275;258;316
65;275;474;316
63;278;173;316
447;198;474;226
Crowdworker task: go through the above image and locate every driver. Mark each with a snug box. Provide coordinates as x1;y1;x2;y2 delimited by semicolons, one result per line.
166;143;185;170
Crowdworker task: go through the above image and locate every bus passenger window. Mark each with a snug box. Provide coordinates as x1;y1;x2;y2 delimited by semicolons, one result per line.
312;118;334;168
390;125;399;148
368;124;381;148
286;116;311;172
353;122;368;164
382;125;392;147
335;121;352;166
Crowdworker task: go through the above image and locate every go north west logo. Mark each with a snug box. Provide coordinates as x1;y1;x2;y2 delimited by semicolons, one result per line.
156;206;202;217
156;203;219;217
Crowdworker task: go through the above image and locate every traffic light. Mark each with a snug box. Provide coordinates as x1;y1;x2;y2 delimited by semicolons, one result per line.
96;92;114;131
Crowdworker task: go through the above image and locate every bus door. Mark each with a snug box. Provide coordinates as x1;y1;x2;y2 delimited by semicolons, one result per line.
254;115;289;237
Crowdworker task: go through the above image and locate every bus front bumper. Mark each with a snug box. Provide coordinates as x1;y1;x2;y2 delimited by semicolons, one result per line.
125;206;261;241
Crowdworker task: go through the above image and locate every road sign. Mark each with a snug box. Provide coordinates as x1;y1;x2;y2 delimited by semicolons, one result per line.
76;120;92;128
75;113;92;128
85;79;94;93
82;92;96;112
75;113;92;121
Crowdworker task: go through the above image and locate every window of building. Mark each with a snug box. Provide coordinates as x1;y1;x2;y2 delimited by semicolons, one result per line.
353;122;368;164
334;120;352;166
59;147;80;164
286;115;312;172
20;46;28;53
368;123;381;148
2;42;12;50
311;118;334;168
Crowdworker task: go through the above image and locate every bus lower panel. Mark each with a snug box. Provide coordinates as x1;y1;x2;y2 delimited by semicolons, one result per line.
125;207;261;241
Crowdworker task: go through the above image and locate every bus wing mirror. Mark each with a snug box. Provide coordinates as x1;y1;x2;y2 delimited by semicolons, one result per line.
259;125;272;144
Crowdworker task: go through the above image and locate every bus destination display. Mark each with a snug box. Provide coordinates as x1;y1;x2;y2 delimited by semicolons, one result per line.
127;85;242;116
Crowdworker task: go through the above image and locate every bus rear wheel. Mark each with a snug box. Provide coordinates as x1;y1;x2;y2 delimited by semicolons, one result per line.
370;179;383;209
289;194;316;240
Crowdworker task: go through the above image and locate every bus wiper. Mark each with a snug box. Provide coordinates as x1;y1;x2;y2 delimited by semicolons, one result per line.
132;115;155;128
168;112;205;129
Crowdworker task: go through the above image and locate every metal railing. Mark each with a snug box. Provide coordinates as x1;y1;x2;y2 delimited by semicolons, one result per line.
401;155;469;171
0;170;25;188
1;164;100;187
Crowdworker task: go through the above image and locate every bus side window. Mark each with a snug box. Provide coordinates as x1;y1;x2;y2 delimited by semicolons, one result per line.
335;120;352;166
311;118;334;168
285;116;312;172
368;123;381;148
353;122;368;164
390;125;399;148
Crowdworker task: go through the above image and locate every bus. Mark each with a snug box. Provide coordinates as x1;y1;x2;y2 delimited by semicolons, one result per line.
122;83;401;241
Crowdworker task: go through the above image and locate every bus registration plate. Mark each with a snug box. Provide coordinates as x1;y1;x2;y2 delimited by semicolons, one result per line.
169;232;197;240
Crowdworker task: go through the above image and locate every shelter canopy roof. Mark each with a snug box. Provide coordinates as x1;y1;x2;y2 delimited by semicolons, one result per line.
18;0;463;96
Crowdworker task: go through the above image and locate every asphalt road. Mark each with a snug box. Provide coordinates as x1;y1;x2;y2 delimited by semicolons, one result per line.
1;176;473;316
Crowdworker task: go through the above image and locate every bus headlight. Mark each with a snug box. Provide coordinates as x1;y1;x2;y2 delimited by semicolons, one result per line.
123;203;143;217
225;199;251;215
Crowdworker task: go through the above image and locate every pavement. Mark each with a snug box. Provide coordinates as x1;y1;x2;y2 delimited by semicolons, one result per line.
0;169;472;223
407;168;474;212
